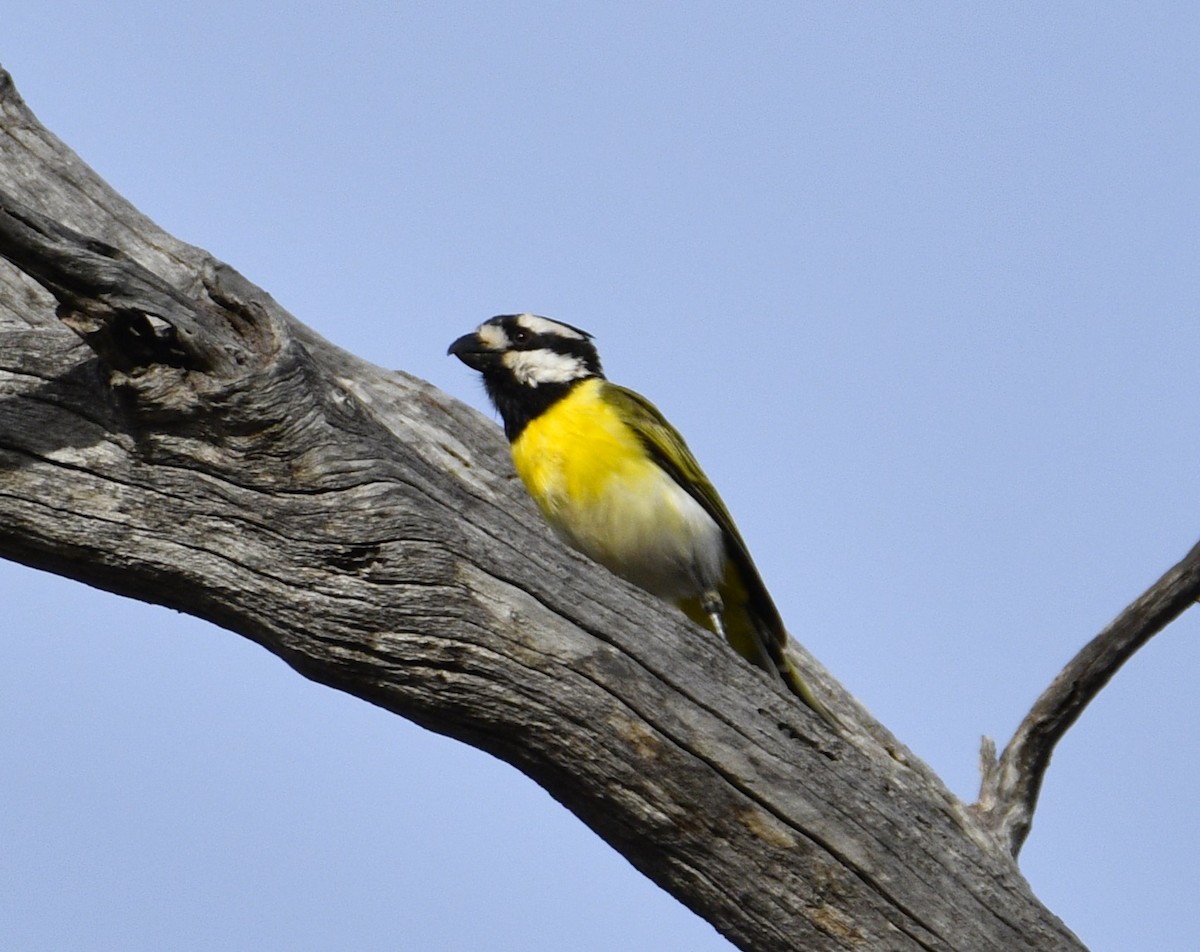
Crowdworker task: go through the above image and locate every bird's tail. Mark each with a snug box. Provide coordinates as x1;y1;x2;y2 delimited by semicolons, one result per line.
771;642;840;728
679;590;840;729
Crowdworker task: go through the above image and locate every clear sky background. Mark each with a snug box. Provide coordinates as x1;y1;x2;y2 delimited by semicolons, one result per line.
3;4;1198;951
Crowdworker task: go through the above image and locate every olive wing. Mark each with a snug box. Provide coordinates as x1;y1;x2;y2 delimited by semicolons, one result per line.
600;383;787;643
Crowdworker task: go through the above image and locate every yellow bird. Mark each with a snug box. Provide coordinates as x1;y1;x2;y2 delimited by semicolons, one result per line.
449;313;834;724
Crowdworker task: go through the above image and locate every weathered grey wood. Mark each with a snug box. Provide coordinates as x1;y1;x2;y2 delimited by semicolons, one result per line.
0;66;1087;951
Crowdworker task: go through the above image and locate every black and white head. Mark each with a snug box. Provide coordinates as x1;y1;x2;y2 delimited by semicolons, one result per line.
448;313;603;439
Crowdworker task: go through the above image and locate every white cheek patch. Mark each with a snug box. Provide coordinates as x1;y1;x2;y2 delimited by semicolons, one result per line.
515;313;586;340
503;349;587;386
477;323;508;349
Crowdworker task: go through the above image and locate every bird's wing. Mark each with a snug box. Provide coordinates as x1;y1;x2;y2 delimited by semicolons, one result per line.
600;383;787;641
603;383;839;726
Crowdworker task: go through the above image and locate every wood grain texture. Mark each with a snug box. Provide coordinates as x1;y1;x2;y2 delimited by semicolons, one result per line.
0;67;1085;951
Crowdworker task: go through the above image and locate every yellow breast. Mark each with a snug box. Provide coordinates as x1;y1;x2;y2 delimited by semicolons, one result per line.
510;378;724;600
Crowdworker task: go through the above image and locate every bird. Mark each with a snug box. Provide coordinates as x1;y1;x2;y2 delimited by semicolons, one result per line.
448;313;835;725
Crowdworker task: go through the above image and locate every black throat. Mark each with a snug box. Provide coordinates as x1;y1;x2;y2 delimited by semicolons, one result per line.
483;372;586;442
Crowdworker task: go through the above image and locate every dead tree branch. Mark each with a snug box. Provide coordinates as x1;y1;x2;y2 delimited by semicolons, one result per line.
974;540;1200;856
0;63;1159;951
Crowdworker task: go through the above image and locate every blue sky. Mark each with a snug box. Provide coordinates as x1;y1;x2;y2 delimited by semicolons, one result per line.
3;4;1199;950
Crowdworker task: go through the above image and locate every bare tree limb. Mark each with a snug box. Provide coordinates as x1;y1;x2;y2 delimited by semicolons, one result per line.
0;63;1122;951
974;540;1200;857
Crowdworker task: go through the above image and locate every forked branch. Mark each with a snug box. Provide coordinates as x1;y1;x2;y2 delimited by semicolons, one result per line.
975;539;1200;856
0;62;1154;951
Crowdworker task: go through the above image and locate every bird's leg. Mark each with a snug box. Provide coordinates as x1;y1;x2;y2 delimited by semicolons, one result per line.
701;590;728;641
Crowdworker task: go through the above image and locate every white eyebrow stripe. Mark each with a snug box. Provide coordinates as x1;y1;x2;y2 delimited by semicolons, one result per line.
515;313;585;340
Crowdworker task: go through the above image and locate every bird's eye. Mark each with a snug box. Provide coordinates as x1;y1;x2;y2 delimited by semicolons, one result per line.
510;328;532;346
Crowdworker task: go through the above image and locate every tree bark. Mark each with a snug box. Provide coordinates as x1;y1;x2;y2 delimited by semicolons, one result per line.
0;67;1089;952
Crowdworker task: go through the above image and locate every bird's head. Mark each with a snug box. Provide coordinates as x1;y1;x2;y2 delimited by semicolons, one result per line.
448;313;602;386
448;313;604;439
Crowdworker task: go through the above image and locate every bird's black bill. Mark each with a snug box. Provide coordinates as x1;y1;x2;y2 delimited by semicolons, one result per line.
448;332;493;371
